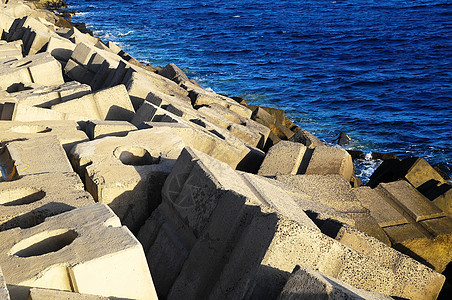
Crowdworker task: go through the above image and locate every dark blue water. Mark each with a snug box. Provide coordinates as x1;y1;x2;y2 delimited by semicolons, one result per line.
68;0;452;180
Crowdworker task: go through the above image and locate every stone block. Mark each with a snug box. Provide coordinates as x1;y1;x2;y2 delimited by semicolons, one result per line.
288;128;324;148
0;266;10;300
353;186;409;228
140;147;444;300
305;145;354;181
70;128;186;232
6;102;87;122
10;81;92;108
27;287;110;300
0;120;88;154
125;70;189;110
377;181;444;222
3;135;73;177
278;265;392;300
403;157;446;188
51;85;135;122
258;141;307;176
0;172;94;232
46;36;76;62
0;52;64;90
0;203;157;300
84;120;136;140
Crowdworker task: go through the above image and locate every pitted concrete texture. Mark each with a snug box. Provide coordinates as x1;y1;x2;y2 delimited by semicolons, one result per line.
51;85;135;122
0;266;10;300
304;145;354;181
353;186;409;227
9;81;92;108
0;52;64;90
125;70;190;109
133;101;265;172
27;287;110;300
0;41;22;60
0;203;157;300
4;135;73;177
0;120;88;154
139;147;444;300
198;104;269;148
258;141;307;176
186;83;252;119
378;181;444;222
0;172;94;232
288;128;325;148
403;157;447;188
70;127;186;232
278;265;393;300
84;120;137;140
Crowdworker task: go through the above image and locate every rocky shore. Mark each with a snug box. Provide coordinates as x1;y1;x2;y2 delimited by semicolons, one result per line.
0;0;451;299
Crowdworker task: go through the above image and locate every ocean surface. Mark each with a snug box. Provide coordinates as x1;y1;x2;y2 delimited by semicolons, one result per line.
68;0;452;181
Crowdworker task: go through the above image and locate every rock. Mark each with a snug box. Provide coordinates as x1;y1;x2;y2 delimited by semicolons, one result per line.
335;131;351;146
278;265;392;300
347;149;365;160
0;203;157;300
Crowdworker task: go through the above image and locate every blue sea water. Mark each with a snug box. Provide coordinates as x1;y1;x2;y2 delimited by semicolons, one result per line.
68;0;452;180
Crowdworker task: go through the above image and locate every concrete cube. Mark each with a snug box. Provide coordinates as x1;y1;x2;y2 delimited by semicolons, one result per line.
69;127;186;232
0;120;89;154
0;203;157;300
258;141;307;176
0;172;94;232
84;120;136;140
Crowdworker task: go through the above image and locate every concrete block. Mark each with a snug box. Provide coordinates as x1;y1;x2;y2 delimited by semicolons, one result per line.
84;120;136;140
0;120;89;154
143;147;444;300
278;265;392;300
3;135;73;177
353;186;409;227
0;52;64;90
0;203;157;300
0;41;22;60
51;85;135;122
64;59;95;86
0;172;94;232
288;128;324;148
305;145;354;181
46;36;76;62
403;157;446;188
7;102;87;122
275;174;390;244
10;81;92;108
27;287;110;300
187;84;252;119
258;141;307;176
251;106;295;140
377;181;444;222
92;84;135;121
158;62;191;84
125;70;189;109
69;128;186;232
0;266;10;300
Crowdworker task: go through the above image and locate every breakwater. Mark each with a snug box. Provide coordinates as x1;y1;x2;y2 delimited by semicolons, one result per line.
0;1;451;299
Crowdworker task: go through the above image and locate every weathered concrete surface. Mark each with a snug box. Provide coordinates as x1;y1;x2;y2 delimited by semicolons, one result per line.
51;85;135;122
0;266;10;300
0;172;94;232
278;265;393;300
138;147;444;300
0;52;64;90
288;128;325;148
258;141;307;176
3;135;73;177
70;127;186;232
27;287;110;300
0;41;22;60
133;101;265;172
84;120;137;140
1;101;88;122
0;203;157;300
9;81;92;108
304;145;354;181
0;120;89;153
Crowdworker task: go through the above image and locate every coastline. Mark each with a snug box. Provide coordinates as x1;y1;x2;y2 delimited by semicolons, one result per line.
0;0;450;299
